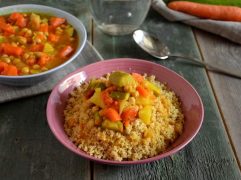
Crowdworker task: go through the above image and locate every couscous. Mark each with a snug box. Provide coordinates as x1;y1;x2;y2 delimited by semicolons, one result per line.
64;71;184;161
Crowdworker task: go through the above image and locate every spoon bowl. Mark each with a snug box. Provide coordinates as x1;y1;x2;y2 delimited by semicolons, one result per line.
133;29;241;79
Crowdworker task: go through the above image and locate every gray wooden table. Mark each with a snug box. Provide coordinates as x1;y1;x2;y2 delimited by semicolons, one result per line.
0;0;240;179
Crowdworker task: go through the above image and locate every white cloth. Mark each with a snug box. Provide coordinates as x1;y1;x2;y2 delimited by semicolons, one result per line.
152;0;241;44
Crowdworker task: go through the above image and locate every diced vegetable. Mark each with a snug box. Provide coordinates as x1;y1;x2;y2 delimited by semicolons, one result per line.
119;100;128;114
94;111;102;125
136;96;153;106
88;80;106;90
59;45;73;58
100;108;121;122
101;119;123;132
48;33;59;42
0;36;5;43
144;80;161;95
1;43;23;56
136;85;149;97
121;106;138;126
65;26;74;37
30;13;41;30
50;17;66;28
110;91;130;100
89;88;105;108
43;42;55;54
132;72;144;83
138;106;152;125
0;62;18;76
109;71;137;87
38;54;50;67
101;89;114;107
39;23;48;32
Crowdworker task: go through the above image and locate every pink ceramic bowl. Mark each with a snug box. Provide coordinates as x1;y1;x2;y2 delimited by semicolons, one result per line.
46;58;204;165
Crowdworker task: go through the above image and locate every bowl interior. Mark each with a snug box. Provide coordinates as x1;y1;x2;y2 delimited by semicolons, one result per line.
0;4;87;85
47;58;204;165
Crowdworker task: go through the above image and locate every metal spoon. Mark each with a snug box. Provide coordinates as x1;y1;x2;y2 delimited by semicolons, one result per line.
133;29;241;79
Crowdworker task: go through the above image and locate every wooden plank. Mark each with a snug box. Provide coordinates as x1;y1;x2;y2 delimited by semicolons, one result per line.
194;29;241;166
0;94;90;180
92;9;241;179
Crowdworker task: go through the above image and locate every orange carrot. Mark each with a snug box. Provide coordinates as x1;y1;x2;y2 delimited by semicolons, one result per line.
2;43;23;56
59;45;73;58
39;24;49;32
101;90;114;107
0;21;15;34
0;62;8;74
0;62;18;76
50;17;66;27
132;73;144;83
5;65;18;76
136;85;149;97
121;107;138;126
48;33;59;42
30;44;44;52
168;1;241;22
8;12;26;27
38;54;50;66
100;108;121;122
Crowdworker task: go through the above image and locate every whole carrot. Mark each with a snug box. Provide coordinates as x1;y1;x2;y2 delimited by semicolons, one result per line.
168;1;241;22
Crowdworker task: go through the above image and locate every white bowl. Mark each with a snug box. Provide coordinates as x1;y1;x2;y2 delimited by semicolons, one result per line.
0;4;87;86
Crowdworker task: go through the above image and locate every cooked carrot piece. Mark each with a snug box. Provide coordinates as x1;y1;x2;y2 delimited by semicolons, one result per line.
0;21;15;34
5;65;18;76
30;44;44;52
2;43;23;56
38;54;50;66
136;85;149;97
8;12;26;27
121;106;138;125
100;108;121;122
59;45;73;58
132;73;144;83
0;62;8;74
39;24;49;32
50;17;65;28
48;33;59;42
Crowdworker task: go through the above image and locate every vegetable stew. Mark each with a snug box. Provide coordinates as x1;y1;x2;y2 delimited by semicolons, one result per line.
0;12;78;76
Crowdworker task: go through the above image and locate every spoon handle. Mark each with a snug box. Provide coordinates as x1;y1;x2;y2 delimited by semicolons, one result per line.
168;54;241;79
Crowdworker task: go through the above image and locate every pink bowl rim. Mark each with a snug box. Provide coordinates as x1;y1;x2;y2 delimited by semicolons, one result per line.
47;58;204;165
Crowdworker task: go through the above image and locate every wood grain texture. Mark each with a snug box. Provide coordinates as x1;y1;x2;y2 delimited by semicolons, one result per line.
0;94;90;180
92;9;241;180
194;29;241;166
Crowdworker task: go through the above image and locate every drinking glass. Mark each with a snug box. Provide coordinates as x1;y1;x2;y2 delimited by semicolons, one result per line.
89;0;151;36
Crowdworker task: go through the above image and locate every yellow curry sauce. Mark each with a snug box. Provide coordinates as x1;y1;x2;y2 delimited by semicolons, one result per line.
0;12;78;76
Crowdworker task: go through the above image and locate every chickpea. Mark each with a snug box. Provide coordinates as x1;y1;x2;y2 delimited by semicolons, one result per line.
21;67;30;74
32;64;40;70
30;69;40;74
41;67;48;71
12;58;21;65
2;57;11;63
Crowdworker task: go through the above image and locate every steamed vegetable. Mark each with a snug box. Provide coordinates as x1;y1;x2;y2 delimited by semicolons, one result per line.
89;88;105;108
109;71;137;87
86;71;163;131
138;106;152;125
101;119;123;132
